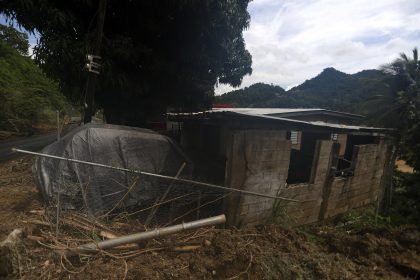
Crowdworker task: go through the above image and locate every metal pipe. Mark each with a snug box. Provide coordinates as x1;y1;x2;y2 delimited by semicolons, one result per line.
12;148;299;202
61;214;226;256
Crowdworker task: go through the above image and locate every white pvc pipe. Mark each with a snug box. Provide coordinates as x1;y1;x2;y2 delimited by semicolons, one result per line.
61;214;226;256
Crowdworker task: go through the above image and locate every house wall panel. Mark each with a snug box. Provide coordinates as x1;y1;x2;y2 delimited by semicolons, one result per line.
221;128;389;226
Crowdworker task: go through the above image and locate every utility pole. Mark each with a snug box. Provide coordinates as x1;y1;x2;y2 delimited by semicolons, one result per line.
83;0;107;124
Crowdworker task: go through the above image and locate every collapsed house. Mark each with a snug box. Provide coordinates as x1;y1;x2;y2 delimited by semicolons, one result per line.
167;108;393;227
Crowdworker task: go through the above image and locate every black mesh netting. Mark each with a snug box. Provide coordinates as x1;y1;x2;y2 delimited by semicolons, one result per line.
32;123;225;225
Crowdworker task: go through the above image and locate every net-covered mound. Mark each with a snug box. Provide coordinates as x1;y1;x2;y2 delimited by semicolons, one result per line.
32;123;193;217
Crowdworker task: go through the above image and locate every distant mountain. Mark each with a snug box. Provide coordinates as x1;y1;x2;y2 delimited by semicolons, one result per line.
215;83;287;108
214;68;393;114
291;67;352;92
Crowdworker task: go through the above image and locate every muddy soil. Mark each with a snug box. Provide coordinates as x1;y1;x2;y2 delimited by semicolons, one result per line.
0;157;419;279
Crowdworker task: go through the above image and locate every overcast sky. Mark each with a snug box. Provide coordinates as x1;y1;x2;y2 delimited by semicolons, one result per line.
215;0;420;94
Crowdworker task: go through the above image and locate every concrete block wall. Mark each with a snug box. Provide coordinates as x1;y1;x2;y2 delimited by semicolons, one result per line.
224;130;290;226
324;141;388;218
278;140;333;225
223;128;389;227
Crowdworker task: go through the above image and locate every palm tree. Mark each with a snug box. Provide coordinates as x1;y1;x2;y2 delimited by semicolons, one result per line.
362;48;420;212
362;48;419;130
381;48;420;127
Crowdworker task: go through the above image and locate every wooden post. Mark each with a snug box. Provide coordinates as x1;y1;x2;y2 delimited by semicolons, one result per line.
56;190;60;237
145;163;186;226
56;110;60;141
196;191;202;220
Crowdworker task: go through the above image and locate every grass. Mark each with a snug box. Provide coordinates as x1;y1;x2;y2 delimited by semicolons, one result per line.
329;170;420;231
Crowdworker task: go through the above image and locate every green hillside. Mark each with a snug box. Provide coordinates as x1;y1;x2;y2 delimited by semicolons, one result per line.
215;68;393;114
215;83;288;107
290;68;392;112
0;41;68;135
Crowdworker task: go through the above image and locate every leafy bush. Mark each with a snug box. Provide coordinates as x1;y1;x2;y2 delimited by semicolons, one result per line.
389;171;420;226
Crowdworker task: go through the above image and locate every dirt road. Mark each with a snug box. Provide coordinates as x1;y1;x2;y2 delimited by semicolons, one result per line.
0;123;79;161
0;132;58;161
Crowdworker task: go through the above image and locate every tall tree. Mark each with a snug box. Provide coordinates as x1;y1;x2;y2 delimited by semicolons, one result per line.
361;48;419;131
0;0;252;126
380;48;420;128
386;48;420;172
0;23;29;55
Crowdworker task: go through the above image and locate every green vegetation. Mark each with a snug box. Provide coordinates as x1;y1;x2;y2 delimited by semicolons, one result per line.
389;171;420;226
215;68;393;113
331;173;419;231
1;0;252;125
0;24;29;55
0;26;68;135
217;83;287;107
377;48;420;172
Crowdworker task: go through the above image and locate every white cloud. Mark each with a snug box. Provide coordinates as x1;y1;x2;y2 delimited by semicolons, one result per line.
215;0;420;94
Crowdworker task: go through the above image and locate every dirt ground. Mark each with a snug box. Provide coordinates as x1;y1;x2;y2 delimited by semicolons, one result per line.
0;157;419;279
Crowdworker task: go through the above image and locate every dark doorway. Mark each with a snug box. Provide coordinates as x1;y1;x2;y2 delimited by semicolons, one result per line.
287;131;330;184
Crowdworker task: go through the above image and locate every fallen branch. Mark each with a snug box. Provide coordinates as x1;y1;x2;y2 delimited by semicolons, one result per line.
145;162;186;226
23;219;51;227
171;245;201;252
102;176;140;217
61;216;118;240
227;252;253;280
127;192;193;217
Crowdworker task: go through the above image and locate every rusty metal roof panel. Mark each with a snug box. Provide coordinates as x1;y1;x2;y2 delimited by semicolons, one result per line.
166;109;393;133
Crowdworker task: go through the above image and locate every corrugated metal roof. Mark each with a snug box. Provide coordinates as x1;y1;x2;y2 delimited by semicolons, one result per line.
212;108;323;115
166;109;393;134
211;108;363;119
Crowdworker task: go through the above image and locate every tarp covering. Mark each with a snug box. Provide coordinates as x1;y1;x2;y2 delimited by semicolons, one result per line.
33;123;192;216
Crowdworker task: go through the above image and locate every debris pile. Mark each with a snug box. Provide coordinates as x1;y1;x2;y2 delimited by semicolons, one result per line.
1;156;420;279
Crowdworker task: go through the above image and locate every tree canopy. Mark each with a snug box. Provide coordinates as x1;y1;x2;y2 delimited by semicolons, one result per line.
380;48;420;171
0;23;29;55
0;0;252;126
216;83;287;107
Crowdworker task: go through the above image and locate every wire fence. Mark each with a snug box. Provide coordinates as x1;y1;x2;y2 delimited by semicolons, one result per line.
15;148;295;233
49;162;229;229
